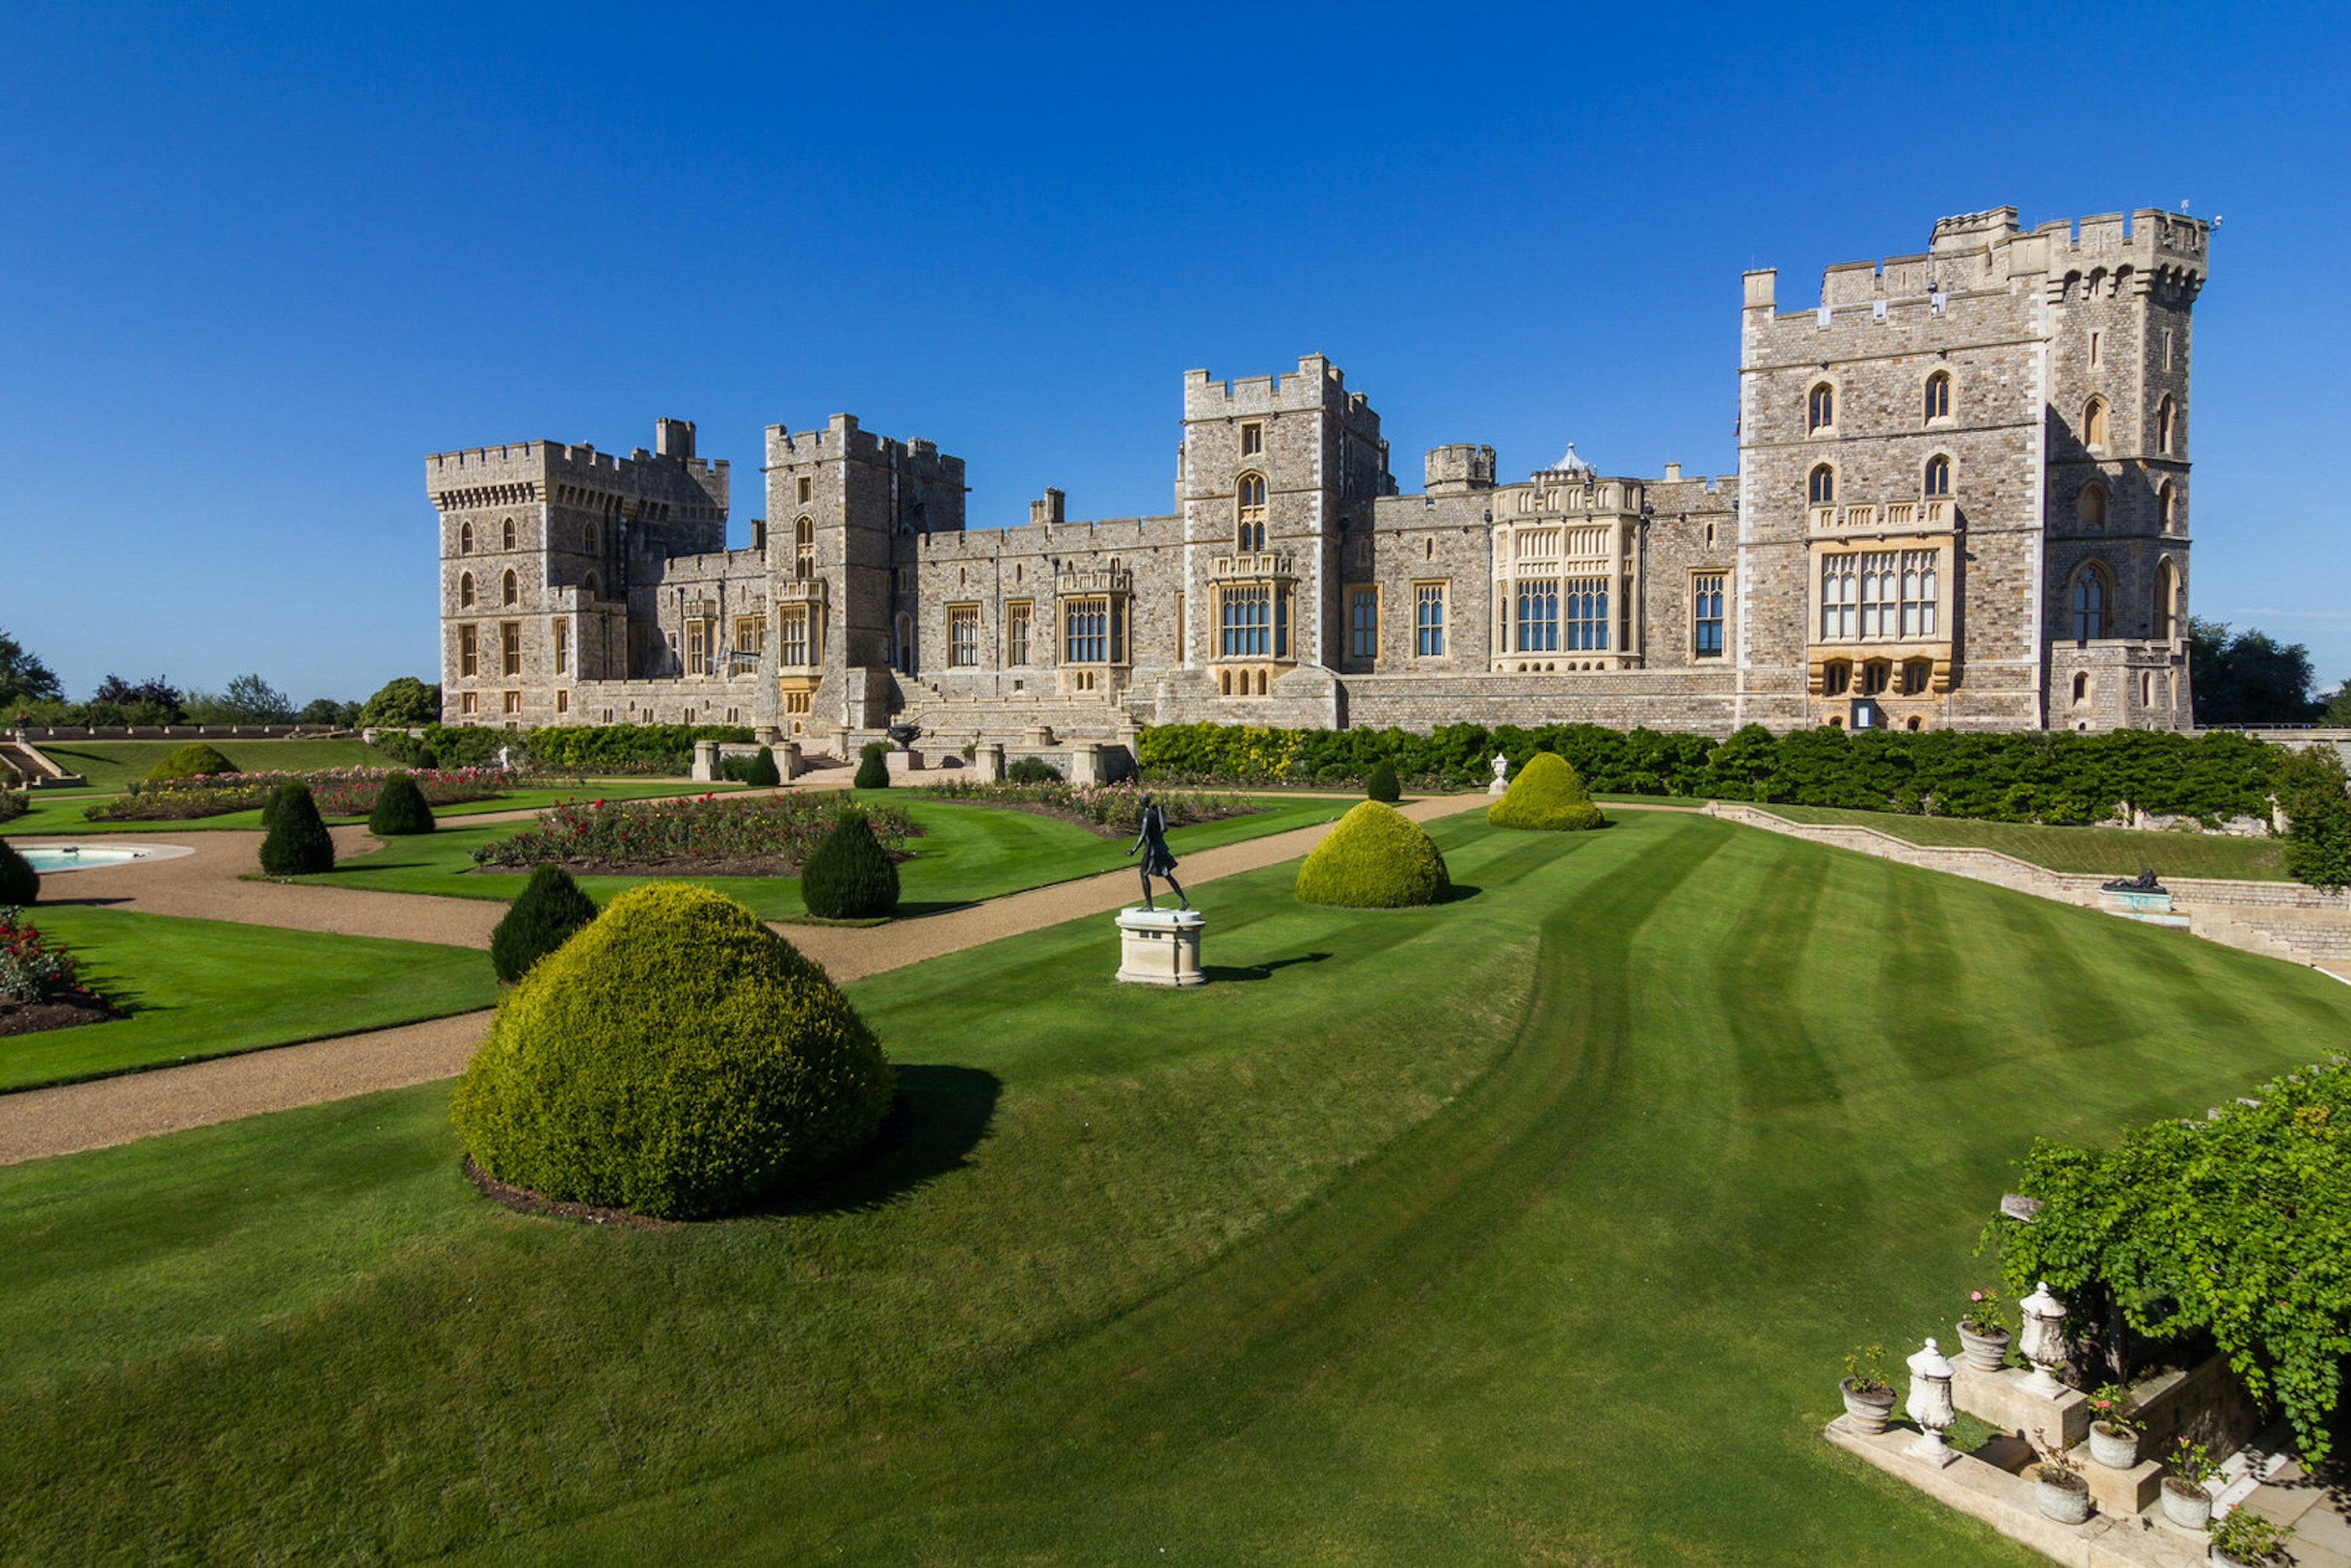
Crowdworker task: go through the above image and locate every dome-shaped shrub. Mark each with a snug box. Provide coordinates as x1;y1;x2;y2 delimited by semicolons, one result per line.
367;770;437;836
743;747;782;788
0;839;39;905
801;809;900;919
854;741;891;790
146;742;238;781
258;782;336;875
452;882;894;1218
1487;751;1607;831
1295;800;1450;909
1365;759;1402;804
490;862;599;983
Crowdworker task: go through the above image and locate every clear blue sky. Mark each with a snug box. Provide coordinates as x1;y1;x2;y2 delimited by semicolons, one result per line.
6;2;2347;703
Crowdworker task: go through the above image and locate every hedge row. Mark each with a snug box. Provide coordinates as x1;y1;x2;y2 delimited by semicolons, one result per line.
1138;721;2286;827
378;722;756;776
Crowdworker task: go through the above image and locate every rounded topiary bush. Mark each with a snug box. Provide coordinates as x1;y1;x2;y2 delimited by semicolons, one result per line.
1295;800;1450;909
1365;759;1402;804
1487;751;1607;831
854;741;891;790
490;863;600;983
0;839;39;905
367;770;437;836
452;882;895;1218
146;742;237;781
801;809;900;919
258;782;336;875
743;747;782;788
1006;755;1060;785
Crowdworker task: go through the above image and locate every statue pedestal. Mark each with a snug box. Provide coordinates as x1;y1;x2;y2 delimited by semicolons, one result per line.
1115;908;1206;987
1952;1364;2090;1450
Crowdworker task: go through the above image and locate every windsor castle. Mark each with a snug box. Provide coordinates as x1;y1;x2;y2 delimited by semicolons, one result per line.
430;205;2208;752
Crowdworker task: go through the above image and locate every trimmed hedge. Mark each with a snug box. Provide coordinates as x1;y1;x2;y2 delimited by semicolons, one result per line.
854;741;891;790
1365;760;1401;803
1295;801;1450;909
451;882;895;1218
743;748;781;788
145;742;238;781
366;771;437;836
377;722;757;776
1140;720;2285;827
1488;752;1606;831
801;810;899;919
1005;755;1060;785
0;839;38;905
258;783;335;875
490;863;601;983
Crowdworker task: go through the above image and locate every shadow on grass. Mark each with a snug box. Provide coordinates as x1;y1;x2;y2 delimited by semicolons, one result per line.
758;1063;1002;1218
1204;952;1333;983
1445;883;1484;904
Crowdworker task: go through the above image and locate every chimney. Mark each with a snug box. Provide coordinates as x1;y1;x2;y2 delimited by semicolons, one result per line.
1030;487;1065;527
1663;461;1682;482
655;418;696;461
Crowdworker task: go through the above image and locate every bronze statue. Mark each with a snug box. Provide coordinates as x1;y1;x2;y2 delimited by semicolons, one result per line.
1126;793;1189;910
2099;865;2167;894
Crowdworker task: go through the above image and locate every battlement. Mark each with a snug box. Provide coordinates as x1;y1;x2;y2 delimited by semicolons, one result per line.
1425;444;1496;495
763;413;966;481
427;424;727;512
1802;206;2211;310
915;514;1181;557
1183;354;1379;434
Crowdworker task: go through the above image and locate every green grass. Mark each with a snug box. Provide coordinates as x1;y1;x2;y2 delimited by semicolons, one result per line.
4;811;2345;1562
301;792;1346;917
0;907;495;1090
0;778;735;837
27;738;407;793
1757;801;2290;881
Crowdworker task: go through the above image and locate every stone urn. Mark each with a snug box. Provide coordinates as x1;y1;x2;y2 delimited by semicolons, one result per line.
2089;1421;2140;1469
2161;1475;2213;1530
1955;1321;2012;1373
2034;1467;2093;1525
1840;1378;1895;1436
2019;1280;2069;1398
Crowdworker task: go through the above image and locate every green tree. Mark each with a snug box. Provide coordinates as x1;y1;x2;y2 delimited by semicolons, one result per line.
0;630;63;710
187;673;296;725
2275;746;2351;891
296;698;359;727
358;677;443;729
2323;685;2351;728
2190;618;2323;726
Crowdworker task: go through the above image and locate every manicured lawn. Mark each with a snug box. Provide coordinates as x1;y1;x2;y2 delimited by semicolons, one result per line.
4;812;2344;1562
29;738;408;792
301;792;1347;917
0;907;495;1090
0;778;733;837
1758;801;2291;881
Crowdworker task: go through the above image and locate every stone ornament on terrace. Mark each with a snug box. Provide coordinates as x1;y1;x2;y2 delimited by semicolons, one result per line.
1903;1339;1960;1468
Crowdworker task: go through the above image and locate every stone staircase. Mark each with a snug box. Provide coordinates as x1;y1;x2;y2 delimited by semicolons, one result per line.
1704;802;2351;976
0;737;86;789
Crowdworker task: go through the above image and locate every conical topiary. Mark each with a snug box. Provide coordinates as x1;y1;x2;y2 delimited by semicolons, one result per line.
146;741;238;781
1487;751;1607;831
744;748;781;788
853;741;890;790
490;863;600;983
1295;800;1450;909
800;809;900;918
367;770;437;836
451;882;895;1218
1365;759;1402;803
258;782;336;875
0;839;39;905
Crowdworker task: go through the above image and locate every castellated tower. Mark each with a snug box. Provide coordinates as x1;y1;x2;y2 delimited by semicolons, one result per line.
426;421;729;727
1738;205;2207;734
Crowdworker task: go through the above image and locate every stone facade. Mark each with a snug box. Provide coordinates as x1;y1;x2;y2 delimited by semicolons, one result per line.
430;206;2210;745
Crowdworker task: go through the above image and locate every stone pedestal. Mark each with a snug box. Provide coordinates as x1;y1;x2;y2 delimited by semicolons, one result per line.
691;738;720;782
2067;1442;2163;1516
1068;741;1103;786
1023;722;1056;748
882;748;923;774
769;741;800;781
1115;908;1205;987
973;742;1004;783
1953;1364;2090;1452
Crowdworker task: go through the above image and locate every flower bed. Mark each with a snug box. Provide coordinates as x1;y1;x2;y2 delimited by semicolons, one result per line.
906;778;1258;838
0;906;117;1037
470;793;915;874
84;768;514;822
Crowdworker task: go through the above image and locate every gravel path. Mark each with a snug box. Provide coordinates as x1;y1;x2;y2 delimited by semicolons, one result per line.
0;792;1490;1163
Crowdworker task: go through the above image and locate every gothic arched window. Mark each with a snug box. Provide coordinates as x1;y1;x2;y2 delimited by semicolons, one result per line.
503;569;519;607
459;572;474;609
502;517;517;550
1809;464;1836;506
1924;372;1951;422
459;521;474;554
1808;383;1834;432
2069;563;2110;640
1236;473;1267;553
2077;482;2109;530
2083;397;2109;450
1924;455;1951;497
2157;395;2177;455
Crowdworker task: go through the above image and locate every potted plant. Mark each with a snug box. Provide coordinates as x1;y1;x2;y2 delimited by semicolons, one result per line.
2085;1381;2143;1469
2161;1436;2218;1531
1957;1286;2014;1372
2209;1507;2292;1567
2031;1427;2093;1525
1839;1345;1896;1435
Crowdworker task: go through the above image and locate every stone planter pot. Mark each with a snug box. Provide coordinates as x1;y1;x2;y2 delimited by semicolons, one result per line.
1955;1321;2012;1373
1840;1378;1895;1436
2211;1550;2269;1568
2089;1422;2140;1469
2035;1471;2093;1525
2161;1476;2213;1531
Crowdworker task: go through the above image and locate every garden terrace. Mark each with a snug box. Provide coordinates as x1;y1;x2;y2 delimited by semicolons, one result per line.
5;811;2345;1561
86;768;512;822
903;778;1260;837
470;793;917;876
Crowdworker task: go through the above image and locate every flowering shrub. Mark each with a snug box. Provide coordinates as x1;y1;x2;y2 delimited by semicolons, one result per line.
471;793;914;871
0;789;24;824
87;768;512;822
907;778;1255;836
0;907;81;1003
1962;1286;2014;1338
